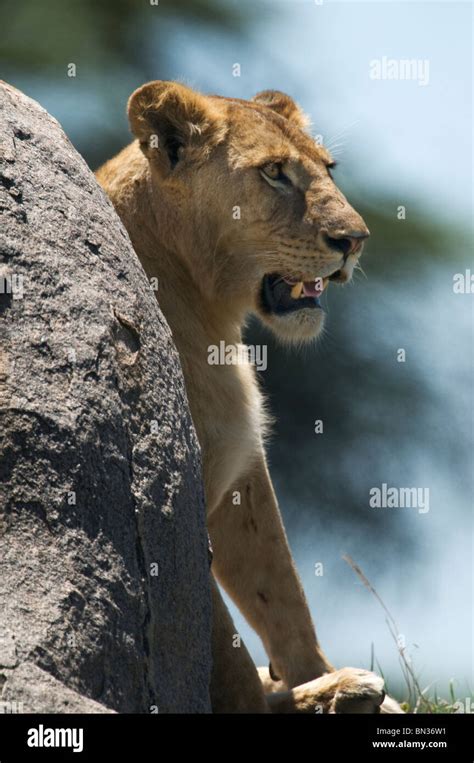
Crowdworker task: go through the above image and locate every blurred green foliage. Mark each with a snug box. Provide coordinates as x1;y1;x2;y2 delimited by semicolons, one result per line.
0;0;250;166
1;0;245;72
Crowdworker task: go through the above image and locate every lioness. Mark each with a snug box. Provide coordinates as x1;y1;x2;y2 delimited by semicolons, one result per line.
97;82;395;713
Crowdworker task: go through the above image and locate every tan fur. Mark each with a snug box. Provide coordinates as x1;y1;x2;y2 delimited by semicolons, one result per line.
97;81;400;713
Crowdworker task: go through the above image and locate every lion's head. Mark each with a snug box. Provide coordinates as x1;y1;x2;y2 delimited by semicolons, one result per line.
128;81;369;344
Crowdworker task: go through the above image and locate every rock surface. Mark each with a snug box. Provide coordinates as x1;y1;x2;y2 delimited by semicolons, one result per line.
0;82;212;713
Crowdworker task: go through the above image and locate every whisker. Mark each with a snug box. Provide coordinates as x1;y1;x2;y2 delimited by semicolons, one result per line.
325;141;347;152
354;262;368;280
325;119;360;147
325;146;346;158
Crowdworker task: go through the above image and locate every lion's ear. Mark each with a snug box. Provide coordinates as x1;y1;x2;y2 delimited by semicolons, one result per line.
252;90;310;129
128;81;225;172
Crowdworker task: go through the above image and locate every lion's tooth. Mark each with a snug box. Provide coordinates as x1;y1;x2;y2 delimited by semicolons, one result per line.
290;281;303;299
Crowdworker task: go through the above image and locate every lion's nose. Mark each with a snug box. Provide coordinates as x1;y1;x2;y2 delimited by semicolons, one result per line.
324;228;370;259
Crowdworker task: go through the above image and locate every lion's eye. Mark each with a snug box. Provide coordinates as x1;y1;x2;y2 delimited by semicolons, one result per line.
260;162;292;191
262;162;281;180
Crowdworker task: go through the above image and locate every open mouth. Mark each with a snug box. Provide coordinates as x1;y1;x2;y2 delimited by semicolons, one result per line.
260;273;337;315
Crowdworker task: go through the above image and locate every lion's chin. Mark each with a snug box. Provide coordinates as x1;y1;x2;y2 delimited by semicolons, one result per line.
259;307;326;345
255;272;327;344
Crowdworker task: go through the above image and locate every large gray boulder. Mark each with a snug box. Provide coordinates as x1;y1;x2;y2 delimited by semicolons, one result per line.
0;82;212;713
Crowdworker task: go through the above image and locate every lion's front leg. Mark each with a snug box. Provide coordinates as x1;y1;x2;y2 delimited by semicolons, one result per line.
209;579;391;714
208;452;332;689
209;576;269;713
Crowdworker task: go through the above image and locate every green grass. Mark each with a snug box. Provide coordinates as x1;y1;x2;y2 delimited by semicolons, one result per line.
343;554;472;714
394;682;473;715
400;683;474;715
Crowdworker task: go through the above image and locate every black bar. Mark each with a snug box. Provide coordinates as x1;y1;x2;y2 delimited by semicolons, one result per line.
0;712;472;761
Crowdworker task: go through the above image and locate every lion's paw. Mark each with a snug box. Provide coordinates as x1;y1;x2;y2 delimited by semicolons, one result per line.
313;667;386;714
265;667;387;714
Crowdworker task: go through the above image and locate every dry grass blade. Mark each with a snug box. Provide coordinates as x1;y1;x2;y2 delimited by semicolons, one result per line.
342;553;434;712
